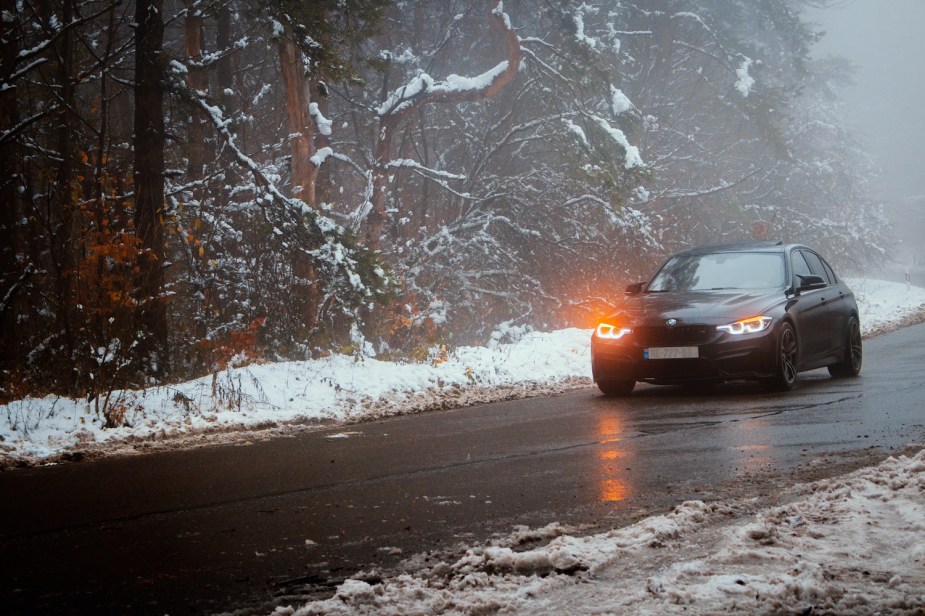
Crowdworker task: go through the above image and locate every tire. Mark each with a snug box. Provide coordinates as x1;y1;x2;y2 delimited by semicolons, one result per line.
597;379;635;397
761;322;798;391
828;316;862;378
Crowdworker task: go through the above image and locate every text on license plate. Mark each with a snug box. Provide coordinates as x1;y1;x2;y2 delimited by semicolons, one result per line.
644;346;699;360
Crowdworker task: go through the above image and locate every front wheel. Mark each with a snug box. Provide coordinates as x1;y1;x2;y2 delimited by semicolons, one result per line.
828;317;862;378
761;322;798;391
597;379;635;397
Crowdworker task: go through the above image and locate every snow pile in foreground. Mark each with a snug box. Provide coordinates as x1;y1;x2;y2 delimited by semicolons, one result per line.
278;449;925;615
1;278;924;465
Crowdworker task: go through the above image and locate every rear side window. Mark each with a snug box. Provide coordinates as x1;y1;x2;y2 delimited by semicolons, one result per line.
791;251;813;286
800;250;830;284
821;259;838;283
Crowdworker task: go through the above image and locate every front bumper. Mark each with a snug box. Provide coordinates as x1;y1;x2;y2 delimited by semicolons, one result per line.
591;325;778;384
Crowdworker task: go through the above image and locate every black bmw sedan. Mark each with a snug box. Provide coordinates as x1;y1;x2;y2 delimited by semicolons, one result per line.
591;241;863;396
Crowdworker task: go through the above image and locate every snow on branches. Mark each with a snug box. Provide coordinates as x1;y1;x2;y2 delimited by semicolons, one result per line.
374;0;521;119
165;61;384;317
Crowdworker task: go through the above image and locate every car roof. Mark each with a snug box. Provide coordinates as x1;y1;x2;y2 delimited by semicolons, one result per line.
673;240;801;257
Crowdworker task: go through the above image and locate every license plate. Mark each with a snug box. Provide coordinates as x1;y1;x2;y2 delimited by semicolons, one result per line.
644;346;699;359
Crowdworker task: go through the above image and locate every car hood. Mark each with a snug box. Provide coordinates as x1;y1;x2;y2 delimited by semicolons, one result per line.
604;289;784;326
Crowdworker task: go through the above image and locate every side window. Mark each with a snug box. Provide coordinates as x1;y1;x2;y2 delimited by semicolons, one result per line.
821;259;838;284
801;250;830;284
791;251;813;287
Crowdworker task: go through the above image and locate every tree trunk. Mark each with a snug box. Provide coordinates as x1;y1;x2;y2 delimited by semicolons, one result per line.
47;0;80;390
133;0;169;378
277;29;317;205
365;115;397;248
184;0;206;188
277;24;323;334
215;3;239;192
652;0;675;86
0;11;24;379
308;13;332;205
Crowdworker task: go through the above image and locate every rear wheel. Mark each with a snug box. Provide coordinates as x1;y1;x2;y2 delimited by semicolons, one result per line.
597;379;635;397
828;317;862;378
761;322;798;391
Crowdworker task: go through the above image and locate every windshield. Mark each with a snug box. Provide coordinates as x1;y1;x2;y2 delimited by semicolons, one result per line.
647;252;786;292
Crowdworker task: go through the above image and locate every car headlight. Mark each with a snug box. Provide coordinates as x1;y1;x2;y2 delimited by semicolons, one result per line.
716;315;772;335
596;323;633;339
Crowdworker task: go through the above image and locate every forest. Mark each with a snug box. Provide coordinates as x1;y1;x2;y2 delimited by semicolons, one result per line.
0;0;891;408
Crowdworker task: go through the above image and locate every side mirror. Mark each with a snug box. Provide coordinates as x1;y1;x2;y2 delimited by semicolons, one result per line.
795;274;826;294
625;282;646;296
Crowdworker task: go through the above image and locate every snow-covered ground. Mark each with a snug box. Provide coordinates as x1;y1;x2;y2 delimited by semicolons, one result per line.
277;448;925;615
2;278;925;467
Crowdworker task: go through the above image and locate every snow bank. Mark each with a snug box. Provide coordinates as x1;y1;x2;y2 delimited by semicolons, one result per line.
0;330;591;464
846;277;925;334
278;449;925;615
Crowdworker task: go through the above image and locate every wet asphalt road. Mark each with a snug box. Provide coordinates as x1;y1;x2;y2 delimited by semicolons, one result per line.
1;323;924;615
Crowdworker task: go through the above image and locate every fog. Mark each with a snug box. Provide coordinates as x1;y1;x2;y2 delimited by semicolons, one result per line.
805;0;925;267
806;0;925;200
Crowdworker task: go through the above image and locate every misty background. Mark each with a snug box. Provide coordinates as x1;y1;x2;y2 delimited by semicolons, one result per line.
806;0;925;268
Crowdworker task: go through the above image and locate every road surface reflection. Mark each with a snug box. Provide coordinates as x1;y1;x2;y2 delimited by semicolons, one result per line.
597;414;631;502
